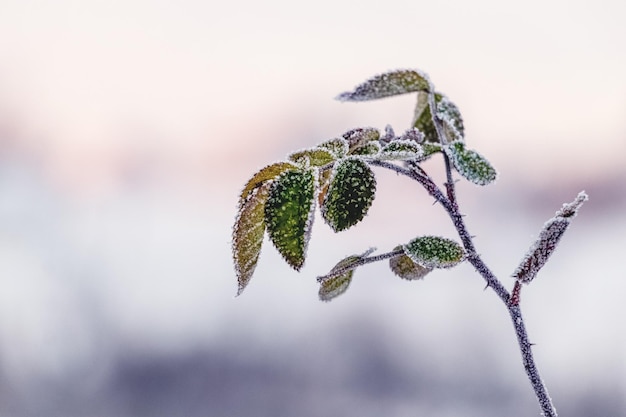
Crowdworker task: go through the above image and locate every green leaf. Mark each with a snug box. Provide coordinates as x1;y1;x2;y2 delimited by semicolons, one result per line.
404;236;465;269
342;127;380;154
265;169;316;270
417;142;442;161
389;246;432;280
336;69;431;102
436;94;464;137
351;141;381;156
319;272;353;302
445;141;497;186
239;161;298;204
380;140;423;161
289;148;335;167
317;248;375;302
412;92;464;143
318;138;349;158
232;182;272;295
322;158;377;232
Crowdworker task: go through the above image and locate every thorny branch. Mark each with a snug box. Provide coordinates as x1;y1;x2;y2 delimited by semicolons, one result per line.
369;157;558;417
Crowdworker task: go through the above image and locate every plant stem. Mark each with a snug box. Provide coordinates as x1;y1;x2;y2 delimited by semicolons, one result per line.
369;158;558;417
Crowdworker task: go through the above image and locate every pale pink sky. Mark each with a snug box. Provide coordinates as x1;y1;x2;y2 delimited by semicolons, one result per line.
0;0;624;191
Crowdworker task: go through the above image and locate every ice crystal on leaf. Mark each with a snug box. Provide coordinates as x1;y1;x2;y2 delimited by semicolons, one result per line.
352;141;381;156
512;192;588;284
318;138;349;158
445;141;497;186
238;161;298;204
380;140;424;161
389;246;432;280
265;169;316;270
403;236;465;269
232;182;272;295
336;69;431;102
321;158;377;232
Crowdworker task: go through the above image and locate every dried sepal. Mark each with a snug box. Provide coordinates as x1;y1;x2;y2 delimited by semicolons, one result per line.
239;161;298;204
321;158;377;232
403;236;465;269
512;191;588;284
380;140;424;161
289;148;335;167
389;246;432;280
445;141;497;186
232;182;272;295
318;138;349;159
318;248;375;302
399;127;425;144
336;69;431;102
264;169;316;270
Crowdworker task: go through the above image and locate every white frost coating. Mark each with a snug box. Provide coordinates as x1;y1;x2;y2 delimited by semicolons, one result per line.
335;69;432;102
512;191;588;284
380;139;424;161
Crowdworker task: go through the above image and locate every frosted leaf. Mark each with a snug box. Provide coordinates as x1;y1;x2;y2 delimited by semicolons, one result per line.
400;127;425;144
417;142;442;162
318;271;353;302
322;158;377;232
403;236;465;269
318;138;349;158
389;245;432;280
336;69;431;102
512;191;588;284
265;169;316;270
413;92;464;143
342;127;380;154
232;182;272;295
239;161;298;204
289;148;335;167
317;248;375;301
380;140;424;161
445;141;497;186
352;141;381;156
436;94;464;137
441;118;463;143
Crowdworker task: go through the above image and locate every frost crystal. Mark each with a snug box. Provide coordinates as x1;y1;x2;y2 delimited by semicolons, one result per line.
336;69;431;102
512;192;588;284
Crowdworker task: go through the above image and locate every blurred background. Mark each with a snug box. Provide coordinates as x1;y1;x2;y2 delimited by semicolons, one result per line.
0;0;625;416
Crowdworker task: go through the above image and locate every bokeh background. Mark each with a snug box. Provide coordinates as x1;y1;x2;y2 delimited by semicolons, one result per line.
0;1;625;416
